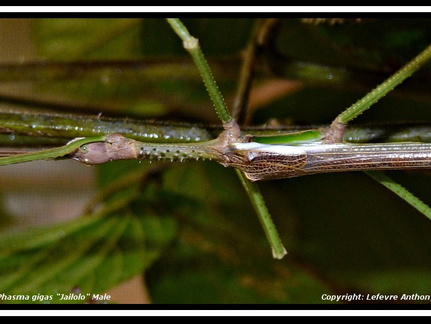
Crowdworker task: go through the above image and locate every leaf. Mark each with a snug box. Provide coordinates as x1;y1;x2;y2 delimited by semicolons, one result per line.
142;161;334;303
0;168;178;304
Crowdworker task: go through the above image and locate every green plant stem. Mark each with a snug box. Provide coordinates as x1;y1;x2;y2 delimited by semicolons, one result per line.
365;171;431;221
166;18;232;124
335;43;431;124
0;112;213;143
0;136;105;166
4;112;431;147
235;169;287;259
338;43;431;226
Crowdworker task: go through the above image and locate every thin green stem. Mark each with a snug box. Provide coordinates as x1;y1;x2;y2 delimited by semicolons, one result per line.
235;169;287;259
335;43;431;124
0;112;213;143
166;18;232;124
335;43;431;224
0;136;105;166
365;171;431;221
4;111;431;147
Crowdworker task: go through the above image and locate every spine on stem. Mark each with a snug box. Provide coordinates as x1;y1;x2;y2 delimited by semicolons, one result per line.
70;133;218;165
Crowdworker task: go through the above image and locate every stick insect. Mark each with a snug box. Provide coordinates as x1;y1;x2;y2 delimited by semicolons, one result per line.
2;17;431;304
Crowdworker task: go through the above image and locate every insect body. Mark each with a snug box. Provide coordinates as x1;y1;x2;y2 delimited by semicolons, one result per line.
68;132;431;182
224;141;431;181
